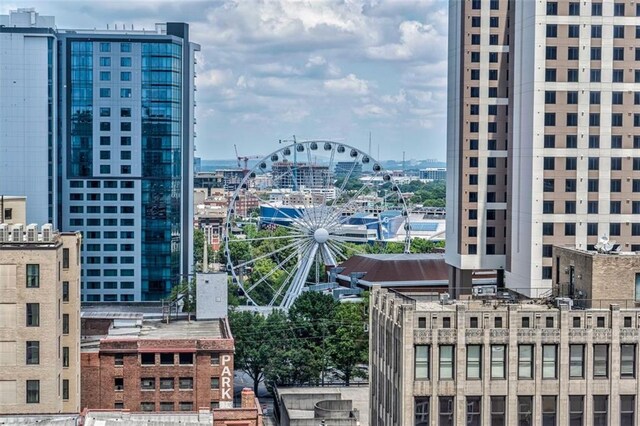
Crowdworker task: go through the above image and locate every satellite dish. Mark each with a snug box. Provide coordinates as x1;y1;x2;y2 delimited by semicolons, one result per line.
594;234;616;254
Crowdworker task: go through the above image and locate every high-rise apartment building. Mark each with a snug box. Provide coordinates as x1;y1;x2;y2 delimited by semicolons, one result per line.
0;200;81;414
447;0;640;297
0;9;199;301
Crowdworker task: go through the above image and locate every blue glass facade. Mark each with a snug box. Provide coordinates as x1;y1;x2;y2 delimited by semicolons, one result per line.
140;42;182;300
69;41;93;178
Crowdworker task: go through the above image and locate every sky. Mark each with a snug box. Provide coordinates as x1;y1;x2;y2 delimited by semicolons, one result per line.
2;0;449;161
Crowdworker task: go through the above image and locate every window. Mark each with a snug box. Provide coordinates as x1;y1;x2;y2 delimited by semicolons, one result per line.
62;379;69;400
141;402;155;412
469;317;478;328
159;353;173;365
99;122;110;131
439;345;454;380
141;377;155;390
26;264;39;288
545;68;556;82
587;223;598;236
120;42;131;52
542;345;557;379
591;47;601;60
494;317;502;328
542;396;557;425
489;17;499;27
593;345;608;378
99;42;110;52
566;157;577;170
99;57;111;66
61;346;70;368
570;345;584;378
160;378;174;390
546;24;557;37
621;345;635;378
611;201;621;214
521;317;530;328
614;2;625;16
625;316;633;327
545;91;556;104
518;345;533;379
121;71;131;81
179;377;193;390
99;88;111;98
590;69;601;82
544;135;555;148
546;2;557;15
613;69;624;83
113;353;123;366
211;377;220;389
611;223;621;236
415;345;430;379
415;397;430;426
614;25;624;38
568;25;579;38
591;25;602;38
611;179;622;192
26;341;39;365
120;88;132;98
467;396;481;426
546;47;557;60
567;69;578;82
566;113;578;126
63;314;69;334
591;2;602;15
114;377;124;391
160;402;174;411
467;345;481;379
439;396;454;426
518;396;533;425
614;47;624;61
621;395;635;425
543;157;555;170
570;396;584;426
471;34;480;45
593;395;608;426
589;113;600;126
141;353;155;365
491;345;506;379
26;303;39;327
26;380;39;403
120;57;132;67
613;91;624;105
597;316;605;327
546;317;554;328
543;223;554;236
179;353;194;365
613;113;623;126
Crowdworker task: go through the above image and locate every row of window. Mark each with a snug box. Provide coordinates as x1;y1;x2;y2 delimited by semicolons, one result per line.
99;71;132;82
99;56;132;67
544;112;640;127
543;134;640;149
25;379;70;403
545;68;640;83
136;401;195;412
70;180;134;189
85;281;134;289
25;304;70;333
98;121;132;131
85;268;134;276
469;86;507;98
541;199;640;216
546;23;638;39
542;221;640;237
418;313;623;330
86;256;135;264
133;352;222;366
415;344;635;381
414;394;628;426
469;69;506;82
26;342;71;366
99;88;133;98
71;206;134;215
83;294;134;302
546;91;640;106
544;157;640;171
71;217;135;226
546;46;640;62
84;244;134;252
114;376;222;391
70;193;134;201
539;178;633;193
99;42;132;53
547;1;639;17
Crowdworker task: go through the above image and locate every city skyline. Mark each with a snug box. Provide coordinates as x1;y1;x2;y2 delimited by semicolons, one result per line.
0;0;449;161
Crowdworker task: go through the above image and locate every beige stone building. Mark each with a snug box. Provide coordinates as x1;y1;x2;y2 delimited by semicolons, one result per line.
0;210;81;414
371;286;640;426
553;245;640;308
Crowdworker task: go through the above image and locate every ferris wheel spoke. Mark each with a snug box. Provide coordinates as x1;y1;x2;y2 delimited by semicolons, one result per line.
236;234;306;243
245;239;312;294
231;239;303;271
282;243;319;309
321;182;375;231
268;240;315;306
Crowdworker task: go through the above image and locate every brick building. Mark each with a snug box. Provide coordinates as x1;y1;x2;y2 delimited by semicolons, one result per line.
81;315;234;412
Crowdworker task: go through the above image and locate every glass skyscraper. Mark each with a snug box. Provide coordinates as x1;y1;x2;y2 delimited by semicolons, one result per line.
1;10;198;301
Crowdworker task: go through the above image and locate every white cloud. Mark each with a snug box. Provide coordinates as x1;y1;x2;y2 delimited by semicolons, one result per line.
367;20;446;62
324;74;369;95
353;104;388;117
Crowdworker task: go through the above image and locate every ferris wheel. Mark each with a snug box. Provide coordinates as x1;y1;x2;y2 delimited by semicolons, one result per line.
223;140;411;309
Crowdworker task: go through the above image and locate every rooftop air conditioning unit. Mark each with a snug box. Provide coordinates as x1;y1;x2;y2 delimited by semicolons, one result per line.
11;224;23;242
0;224;8;242
26;224;38;242
41;224;53;242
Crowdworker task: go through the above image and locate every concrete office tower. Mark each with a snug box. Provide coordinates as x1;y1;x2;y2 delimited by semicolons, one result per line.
57;25;199;302
0;9;58;225
0;202;81;414
446;0;640;297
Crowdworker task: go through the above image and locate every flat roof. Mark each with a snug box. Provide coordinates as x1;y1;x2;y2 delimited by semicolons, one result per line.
102;319;225;340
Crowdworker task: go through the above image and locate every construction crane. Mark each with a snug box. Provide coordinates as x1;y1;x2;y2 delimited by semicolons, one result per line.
234;144;262;174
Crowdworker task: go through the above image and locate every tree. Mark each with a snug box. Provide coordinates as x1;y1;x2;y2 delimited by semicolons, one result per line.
326;302;369;386
229;310;271;394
